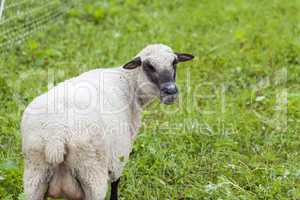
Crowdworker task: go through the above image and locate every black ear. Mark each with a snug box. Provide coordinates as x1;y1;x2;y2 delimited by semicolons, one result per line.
175;52;194;62
123;57;142;69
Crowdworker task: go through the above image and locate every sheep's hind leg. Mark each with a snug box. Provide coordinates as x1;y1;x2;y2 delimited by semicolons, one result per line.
77;165;108;200
23;159;51;200
110;178;120;200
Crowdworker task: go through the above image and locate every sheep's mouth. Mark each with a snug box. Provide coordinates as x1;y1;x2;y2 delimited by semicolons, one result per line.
160;94;178;105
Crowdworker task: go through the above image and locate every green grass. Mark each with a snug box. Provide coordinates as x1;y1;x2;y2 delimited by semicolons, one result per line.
0;0;300;199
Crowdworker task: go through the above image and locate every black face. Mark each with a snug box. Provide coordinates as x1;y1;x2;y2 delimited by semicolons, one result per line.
123;51;194;105
142;59;178;105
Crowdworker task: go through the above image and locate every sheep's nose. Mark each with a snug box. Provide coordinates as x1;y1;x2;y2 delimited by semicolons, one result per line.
161;83;178;95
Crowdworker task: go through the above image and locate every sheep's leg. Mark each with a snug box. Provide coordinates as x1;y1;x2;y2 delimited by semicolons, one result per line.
77;167;108;200
23;160;50;200
110;178;120;200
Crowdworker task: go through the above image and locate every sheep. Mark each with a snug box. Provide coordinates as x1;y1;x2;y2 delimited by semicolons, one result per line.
21;44;194;200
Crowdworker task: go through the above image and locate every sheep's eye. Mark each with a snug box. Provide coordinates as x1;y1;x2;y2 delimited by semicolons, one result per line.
145;63;156;72
172;59;178;66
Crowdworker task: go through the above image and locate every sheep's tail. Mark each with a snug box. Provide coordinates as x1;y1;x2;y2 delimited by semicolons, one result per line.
45;138;66;165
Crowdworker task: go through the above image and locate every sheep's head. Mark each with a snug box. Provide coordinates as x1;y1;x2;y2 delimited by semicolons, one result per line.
123;44;194;105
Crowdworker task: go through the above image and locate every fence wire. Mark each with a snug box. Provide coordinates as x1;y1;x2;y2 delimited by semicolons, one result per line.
0;0;4;20
0;0;72;54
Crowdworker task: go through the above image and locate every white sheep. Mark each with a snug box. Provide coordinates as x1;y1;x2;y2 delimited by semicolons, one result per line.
21;44;194;200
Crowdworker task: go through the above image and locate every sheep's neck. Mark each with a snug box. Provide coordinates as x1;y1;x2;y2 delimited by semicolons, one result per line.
119;68;158;139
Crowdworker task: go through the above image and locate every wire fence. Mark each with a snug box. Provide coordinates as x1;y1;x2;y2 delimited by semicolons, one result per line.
0;0;72;54
0;0;4;20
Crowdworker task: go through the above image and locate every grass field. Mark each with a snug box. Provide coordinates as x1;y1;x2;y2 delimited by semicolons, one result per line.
0;0;299;199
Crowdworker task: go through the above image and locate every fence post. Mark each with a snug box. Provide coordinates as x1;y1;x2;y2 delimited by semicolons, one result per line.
0;0;5;20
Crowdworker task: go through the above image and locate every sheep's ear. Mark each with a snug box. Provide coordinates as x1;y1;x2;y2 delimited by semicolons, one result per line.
123;57;142;69
175;52;194;63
